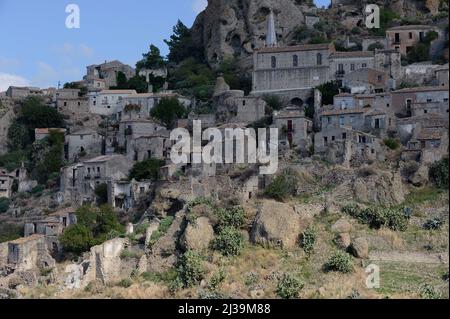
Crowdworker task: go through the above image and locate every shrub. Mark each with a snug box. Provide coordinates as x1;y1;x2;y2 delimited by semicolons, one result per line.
276;273;304;299
429;158;449;189
31;185;45;195
94;183;108;205
264;169;299;201
384;138;400;150
0;223;23;243
263;95;285;111
211;226;244;257
208;269;226;290
129;158;165;182
0;198;10;214
423;218;444;230
216;206;245;229
342;205;408;231
117;279;133;288
148;216;174;247
59;224;93;255
150;97;187;129
300;227;317;258
176;250;205;288
325;251;353;273
419;283;442;299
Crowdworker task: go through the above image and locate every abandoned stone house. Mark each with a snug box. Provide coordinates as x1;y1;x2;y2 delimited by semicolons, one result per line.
434;63;449;87
5;86;43;99
0;169;14;198
386;25;441;56
118;119;166;152
314;125;383;165
107;179;153;210
34;128;67;141
342;68;391;94
329;51;375;82
88;89;137;117
273;106;313;149
402;62;444;85
374;49;402;81
65;128;103;162
251;43;334;104
84;60;135;89
234;96;267;123
55;88;88;113
60;155;133;206
362;36;388;51
0;234;55;272
24;207;77;239
126;129;171;162
391;86;449;117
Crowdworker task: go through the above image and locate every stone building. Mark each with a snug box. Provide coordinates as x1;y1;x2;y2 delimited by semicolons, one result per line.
34;128;67;141
252;43;334;103
386;25;439;56
65;128;103;162
0;168;14;198
329;51;375;82
362;36;388;51
55;89;88;113
24;208;77;238
273;106;313;149
118;119;166;151
374;49;402;81
234;96;267;123
5;86;42;99
84;60;135;89
88;90;137;117
108;179;153;210
434;63;449;87
402;62;443;86
342;68;390;94
126;129;171;162
391;86;449;117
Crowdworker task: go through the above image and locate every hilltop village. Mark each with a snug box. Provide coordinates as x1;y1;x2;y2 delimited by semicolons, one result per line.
0;0;449;299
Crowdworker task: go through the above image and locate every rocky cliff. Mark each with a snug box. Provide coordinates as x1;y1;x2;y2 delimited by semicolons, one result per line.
191;0;443;68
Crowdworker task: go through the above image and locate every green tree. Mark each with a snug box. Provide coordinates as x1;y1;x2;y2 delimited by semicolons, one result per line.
7;123;30;151
31;130;65;184
150;97;186;129
59;224;93;255
164;20;203;64
176;250;205;288
129;158;165;182
95;183;108;205
0;198;10;213
136;44;166;71
316;81;340;106
429;157;449;189
264;169;299;201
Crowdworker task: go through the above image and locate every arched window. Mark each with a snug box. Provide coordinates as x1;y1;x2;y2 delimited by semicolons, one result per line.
317;53;322;66
271;56;277;68
293;55;298;67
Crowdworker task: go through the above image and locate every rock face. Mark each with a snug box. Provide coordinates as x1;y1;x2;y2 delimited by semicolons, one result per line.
331;218;352;234
335;233;351;250
251;201;307;249
192;0;311;67
180;217;215;251
353;171;405;207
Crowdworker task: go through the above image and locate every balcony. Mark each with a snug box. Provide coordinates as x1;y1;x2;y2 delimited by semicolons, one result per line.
336;70;345;78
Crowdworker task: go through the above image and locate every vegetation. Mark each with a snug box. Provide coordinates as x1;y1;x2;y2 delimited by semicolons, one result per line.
0;197;10;213
383;138;400;150
150;97;187;129
406;31;439;64
367;42;385;51
0;223;23;243
368;8;400;36
264;169;299;201
94;183;108;205
211;226;244;257
342;204;409;231
112;71;148;93
129;158;165;182
263;94;285;111
148;216;174;247
276;273;304;299
59;205;124;255
136;44;166;71
300;227;317;258
325;251;353;273
420;283;442;299
165;20;204;64
176;250;205;288
315;81;340;106
215;206;245;229
429;158;448;189
218;56;252;94
63;82;87;96
423;218;445;231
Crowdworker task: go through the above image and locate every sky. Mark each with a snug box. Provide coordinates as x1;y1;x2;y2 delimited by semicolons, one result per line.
0;0;331;91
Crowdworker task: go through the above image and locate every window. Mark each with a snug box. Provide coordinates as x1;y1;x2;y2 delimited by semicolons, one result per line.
339;116;345;126
80;135;84;140
342;133;347;140
394;33;400;43
332;136;336;141
362;63;367;68
350;64;355;71
324;137;328;144
78;102;81;106
271;56;277;68
338;64;344;72
242;100;246;106
317;53;322;66
377;75;382;82
444;98;448;102
419;32;424;42
424;109;428;114
427;99;432;102
409;32;413;39
327;117;332;124
350;116;355;123
387;103;390;108
293;55;298;67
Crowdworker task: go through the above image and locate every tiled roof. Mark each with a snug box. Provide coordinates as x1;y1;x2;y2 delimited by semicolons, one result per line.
8;234;45;245
99;90;137;95
256;43;333;54
35;128;66;134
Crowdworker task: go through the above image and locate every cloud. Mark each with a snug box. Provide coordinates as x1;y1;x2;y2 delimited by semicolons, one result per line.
32;61;82;88
192;0;207;14
53;43;95;60
0;57;20;71
0;73;30;92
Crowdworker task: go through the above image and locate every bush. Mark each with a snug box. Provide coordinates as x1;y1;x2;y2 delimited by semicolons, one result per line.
148;216;174;247
94;183;108;205
263;95;285;111
150;97;187;129
129;158;165;182
176;250;205;288
208;269;226;290
429;158;449;189
276;273;304;299
0;198;10;213
300;227;317;257
423;218;444;230
264;169;299;201
215;206;245;229
342;205;409;231
59;224;93;255
117;279;133;288
384;138;400;150
211;226;244;257
0;223;23;243
325;251;353;273
419;283;442;299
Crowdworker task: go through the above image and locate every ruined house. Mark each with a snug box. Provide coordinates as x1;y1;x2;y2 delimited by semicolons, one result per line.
88;89;137;117
118;119;166;152
5;86;43;99
126;129;171;162
273;106;313;150
65;128;103;162
55;89;88;113
342;68;391;94
434;63;449;87
329;51;375;83
84;60;135;89
391;86;449;117
108;179;153;210
0;169;14;198
386;25;441;56
34;128;67;141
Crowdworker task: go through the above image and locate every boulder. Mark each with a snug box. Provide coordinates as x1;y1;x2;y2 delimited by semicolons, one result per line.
251;201;307;250
335;233;351;250
331;218;352;234
180;217;215;251
410;165;429;187
353;171;405;206
350;237;369;259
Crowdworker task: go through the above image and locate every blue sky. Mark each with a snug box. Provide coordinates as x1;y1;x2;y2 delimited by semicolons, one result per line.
0;0;330;91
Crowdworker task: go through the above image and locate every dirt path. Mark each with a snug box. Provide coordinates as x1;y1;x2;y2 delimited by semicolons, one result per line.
369;251;449;264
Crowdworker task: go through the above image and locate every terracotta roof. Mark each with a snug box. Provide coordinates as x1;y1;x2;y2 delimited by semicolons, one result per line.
35;128;66;134
335;93;353;97
417;129;444;140
99;90;137;95
330;51;374;59
387;25;435;31
392;85;449;93
256;43;333;54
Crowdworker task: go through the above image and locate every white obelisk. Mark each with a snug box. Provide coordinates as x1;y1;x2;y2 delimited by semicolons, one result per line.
266;9;277;47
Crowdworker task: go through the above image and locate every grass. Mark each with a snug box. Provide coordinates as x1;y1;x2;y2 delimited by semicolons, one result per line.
402;186;444;208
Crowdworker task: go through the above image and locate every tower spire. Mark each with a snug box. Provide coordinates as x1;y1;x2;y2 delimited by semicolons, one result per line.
266;9;277;47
